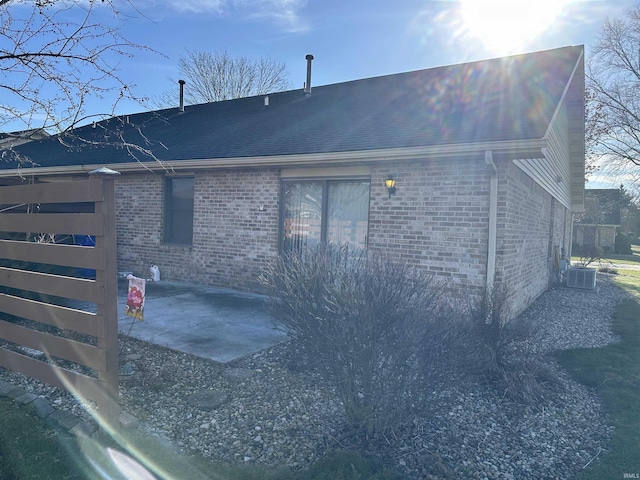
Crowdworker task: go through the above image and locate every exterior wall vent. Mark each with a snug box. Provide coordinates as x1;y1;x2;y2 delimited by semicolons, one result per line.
566;267;597;289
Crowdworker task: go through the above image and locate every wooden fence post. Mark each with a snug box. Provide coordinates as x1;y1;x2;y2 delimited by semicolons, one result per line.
93;176;121;427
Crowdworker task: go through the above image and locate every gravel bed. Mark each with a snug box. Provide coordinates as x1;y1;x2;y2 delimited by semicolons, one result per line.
0;276;632;479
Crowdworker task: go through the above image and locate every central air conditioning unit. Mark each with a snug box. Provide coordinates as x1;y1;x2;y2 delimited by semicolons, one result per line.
566;267;597;289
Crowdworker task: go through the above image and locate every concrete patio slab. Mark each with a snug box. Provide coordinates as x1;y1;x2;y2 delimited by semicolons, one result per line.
114;279;286;364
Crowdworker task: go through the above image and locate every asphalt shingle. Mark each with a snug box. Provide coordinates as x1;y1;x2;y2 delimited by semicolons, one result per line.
8;46;583;169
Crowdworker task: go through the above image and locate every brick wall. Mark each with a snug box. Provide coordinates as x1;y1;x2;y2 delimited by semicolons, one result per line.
368;159;491;301
496;160;573;317
115;174;164;275
191;169;280;290
114;169;280;291
113;158;572;317
550;194;573;264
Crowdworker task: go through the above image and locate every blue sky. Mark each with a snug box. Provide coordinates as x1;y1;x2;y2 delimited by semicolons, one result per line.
106;0;637;190
107;0;634;108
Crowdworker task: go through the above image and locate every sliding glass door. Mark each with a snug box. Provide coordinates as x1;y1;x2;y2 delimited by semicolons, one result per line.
282;179;370;253
282;181;323;252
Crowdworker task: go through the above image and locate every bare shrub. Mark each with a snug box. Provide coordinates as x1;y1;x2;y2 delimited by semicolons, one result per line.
493;360;563;405
471;284;561;405
260;244;462;436
598;265;618;275
576;245;604;267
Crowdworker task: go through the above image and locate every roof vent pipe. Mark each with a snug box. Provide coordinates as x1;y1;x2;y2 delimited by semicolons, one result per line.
178;79;186;112
304;54;314;95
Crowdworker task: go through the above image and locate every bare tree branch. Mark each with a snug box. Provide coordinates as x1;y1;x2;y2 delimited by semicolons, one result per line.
0;0;154;134
587;5;640;185
151;48;292;108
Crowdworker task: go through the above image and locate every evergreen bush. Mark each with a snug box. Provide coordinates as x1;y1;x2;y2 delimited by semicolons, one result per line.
615;232;633;255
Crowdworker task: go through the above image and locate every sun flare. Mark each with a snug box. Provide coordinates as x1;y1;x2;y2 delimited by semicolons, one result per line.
460;0;567;54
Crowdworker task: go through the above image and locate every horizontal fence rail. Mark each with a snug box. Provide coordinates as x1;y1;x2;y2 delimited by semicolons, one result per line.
0;177;119;426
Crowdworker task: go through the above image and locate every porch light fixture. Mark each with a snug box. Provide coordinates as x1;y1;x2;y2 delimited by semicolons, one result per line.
385;176;397;198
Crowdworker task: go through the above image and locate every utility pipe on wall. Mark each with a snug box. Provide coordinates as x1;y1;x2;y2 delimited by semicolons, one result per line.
485;150;498;296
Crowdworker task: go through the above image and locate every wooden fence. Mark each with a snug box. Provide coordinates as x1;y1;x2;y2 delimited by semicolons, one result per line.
0;177;120;426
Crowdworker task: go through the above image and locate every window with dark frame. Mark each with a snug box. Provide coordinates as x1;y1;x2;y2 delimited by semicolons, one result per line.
281;179;370;253
164;177;194;245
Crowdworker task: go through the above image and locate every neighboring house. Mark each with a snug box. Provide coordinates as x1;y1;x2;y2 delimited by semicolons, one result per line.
573;189;621;251
0;128;49;150
0;46;585;318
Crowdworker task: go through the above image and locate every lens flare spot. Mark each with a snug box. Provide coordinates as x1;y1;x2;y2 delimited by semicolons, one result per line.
107;448;156;480
460;0;567;54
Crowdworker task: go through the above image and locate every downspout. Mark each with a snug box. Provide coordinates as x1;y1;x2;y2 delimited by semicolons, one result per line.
485;150;498;297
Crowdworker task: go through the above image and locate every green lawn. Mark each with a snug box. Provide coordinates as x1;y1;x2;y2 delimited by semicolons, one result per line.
572;244;640;266
611;269;640;299
0;397;88;480
556;267;640;479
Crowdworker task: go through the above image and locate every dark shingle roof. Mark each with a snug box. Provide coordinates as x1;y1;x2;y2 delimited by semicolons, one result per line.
9;46;583;169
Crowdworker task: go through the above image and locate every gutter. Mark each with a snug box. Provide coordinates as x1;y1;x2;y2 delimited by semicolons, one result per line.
485;150;498;296
0;139;547;178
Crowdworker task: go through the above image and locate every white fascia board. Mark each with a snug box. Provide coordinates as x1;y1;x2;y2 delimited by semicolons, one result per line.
543;48;584;141
0;139;547;177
